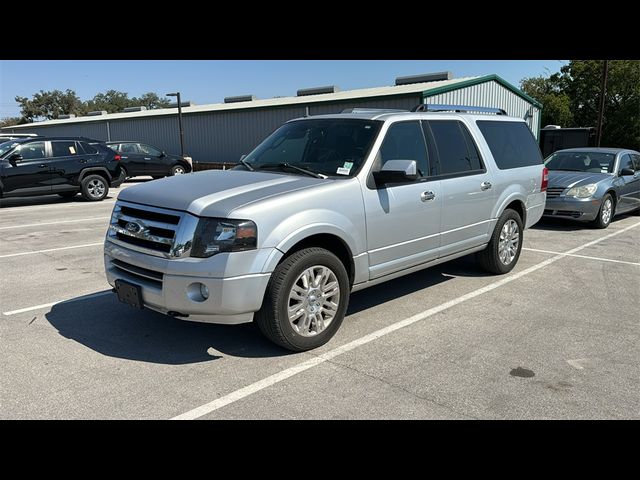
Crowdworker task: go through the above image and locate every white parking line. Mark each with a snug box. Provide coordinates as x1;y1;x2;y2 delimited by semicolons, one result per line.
2;291;112;316
0;201;116;213
172;221;640;420
0;217;109;230
0;242;103;258
523;247;640;266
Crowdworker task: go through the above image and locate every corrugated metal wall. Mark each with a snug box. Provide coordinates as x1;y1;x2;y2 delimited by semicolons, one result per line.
14;121;109;140
424;81;541;138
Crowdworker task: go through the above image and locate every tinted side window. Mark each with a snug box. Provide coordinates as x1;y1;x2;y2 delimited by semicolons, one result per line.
477;121;543;169
428;120;481;175
51;141;79;157
120;143;139;154
80;142;98;154
19;141;46;160
631;154;640;171
107;143;120;152
139;144;162;156
380;121;428;177
620;154;634;171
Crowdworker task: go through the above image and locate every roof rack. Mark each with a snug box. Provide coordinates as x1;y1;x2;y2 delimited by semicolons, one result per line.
341;108;408;114
412;104;507;115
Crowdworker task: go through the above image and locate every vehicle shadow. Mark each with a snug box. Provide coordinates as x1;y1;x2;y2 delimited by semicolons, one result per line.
0;193;119;208
532;214;632;231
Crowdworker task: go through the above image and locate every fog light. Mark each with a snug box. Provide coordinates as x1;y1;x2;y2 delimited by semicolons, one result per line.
200;283;210;300
187;282;209;302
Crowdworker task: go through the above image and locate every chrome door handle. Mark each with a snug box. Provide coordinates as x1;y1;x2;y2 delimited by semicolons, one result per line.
480;181;492;190
78;158;87;163
121;156;128;159
38;164;47;168
421;191;436;202
144;157;151;160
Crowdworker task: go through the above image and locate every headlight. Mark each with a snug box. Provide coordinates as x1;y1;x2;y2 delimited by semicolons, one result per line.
566;184;597;198
191;218;257;258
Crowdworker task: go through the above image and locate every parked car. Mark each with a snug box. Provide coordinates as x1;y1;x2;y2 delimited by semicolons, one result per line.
106;141;191;179
104;106;547;351
544;148;640;228
0;137;123;201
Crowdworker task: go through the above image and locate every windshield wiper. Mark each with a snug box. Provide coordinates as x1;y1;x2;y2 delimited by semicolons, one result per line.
239;158;255;171
258;162;327;179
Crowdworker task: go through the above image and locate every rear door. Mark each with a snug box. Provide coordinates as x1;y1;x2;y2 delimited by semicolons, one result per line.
362;120;442;279
48;140;85;191
424;120;495;257
1;141;51;196
119;143;146;176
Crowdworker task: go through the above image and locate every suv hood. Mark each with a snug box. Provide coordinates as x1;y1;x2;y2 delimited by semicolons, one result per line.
117;169;328;217
547;170;612;188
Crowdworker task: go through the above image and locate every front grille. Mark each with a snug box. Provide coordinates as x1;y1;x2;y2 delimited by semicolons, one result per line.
107;201;189;257
111;259;163;287
546;187;565;198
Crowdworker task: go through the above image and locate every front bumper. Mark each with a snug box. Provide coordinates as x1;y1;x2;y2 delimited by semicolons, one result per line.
104;241;273;324
544;196;602;221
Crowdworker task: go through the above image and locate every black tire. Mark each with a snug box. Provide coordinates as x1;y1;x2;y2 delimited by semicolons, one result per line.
120;167;129;180
592;193;614;229
477;208;523;274
80;174;109;201
57;191;77;199
255;247;350;352
170;164;187;176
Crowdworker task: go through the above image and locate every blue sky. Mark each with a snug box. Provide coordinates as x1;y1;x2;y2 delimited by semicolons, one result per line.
0;60;566;119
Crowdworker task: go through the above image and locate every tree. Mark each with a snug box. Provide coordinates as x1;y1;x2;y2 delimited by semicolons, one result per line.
521;60;640;150
15;89;86;122
133;92;171;110
0;117;22;128
85;90;133;114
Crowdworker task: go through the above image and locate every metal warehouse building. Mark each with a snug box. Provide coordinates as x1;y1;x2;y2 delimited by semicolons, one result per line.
2;73;542;164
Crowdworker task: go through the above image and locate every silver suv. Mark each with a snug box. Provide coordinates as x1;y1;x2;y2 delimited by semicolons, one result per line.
104;105;547;351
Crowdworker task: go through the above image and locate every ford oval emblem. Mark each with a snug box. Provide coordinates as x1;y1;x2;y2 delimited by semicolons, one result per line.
125;221;142;234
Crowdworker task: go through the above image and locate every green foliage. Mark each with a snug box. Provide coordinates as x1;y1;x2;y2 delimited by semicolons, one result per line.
0;116;22;128
13;89;172;123
521;60;640;150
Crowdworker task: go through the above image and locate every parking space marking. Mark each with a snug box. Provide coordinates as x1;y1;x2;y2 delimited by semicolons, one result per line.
0;201;116;213
2;291;112;316
172;221;640;420
0;217;110;230
0;242;103;258
523;247;640;266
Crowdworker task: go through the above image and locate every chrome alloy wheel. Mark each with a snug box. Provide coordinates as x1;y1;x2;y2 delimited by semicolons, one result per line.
287;265;340;337
498;219;520;265
601;197;613;224
172;166;185;175
87;179;106;198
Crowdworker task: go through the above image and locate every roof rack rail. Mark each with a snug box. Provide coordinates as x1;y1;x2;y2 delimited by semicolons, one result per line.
341;108;408;114
412;104;507;115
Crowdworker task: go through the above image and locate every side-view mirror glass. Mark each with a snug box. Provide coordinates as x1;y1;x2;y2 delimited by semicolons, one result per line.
160;151;166;157
8;152;23;163
619;167;635;176
373;159;418;185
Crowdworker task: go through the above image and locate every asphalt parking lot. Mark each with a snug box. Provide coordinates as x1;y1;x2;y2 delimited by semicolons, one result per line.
1;181;639;419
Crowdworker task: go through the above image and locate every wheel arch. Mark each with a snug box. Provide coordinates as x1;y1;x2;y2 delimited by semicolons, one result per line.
79;167;112;183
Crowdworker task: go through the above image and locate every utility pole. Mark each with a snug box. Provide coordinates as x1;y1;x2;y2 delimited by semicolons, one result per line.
596;60;609;147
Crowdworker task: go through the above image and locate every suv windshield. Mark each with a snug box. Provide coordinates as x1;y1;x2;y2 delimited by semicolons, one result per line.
0;141;20;157
545;151;616;173
242;118;382;177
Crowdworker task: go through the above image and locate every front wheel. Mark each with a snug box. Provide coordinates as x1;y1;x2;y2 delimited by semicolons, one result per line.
255;247;350;352
592;194;613;229
170;164;186;176
477;209;523;274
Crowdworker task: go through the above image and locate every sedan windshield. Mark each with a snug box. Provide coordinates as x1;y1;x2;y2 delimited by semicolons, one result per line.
545;151;616;173
242;119;382;177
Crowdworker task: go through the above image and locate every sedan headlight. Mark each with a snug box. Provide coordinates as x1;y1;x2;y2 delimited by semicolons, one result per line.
566;183;597;198
191;218;257;258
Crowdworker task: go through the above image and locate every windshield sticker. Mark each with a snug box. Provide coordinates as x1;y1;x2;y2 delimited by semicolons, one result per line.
69;146;76;154
336;167;351;175
343;161;354;170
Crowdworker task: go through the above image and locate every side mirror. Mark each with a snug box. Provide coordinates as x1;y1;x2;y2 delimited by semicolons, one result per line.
619;167;635;176
373;159;418;185
160;151;166;157
8;152;23;164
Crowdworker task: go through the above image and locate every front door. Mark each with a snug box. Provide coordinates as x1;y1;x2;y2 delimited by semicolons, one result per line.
424;120;495;256
617;153;640;213
0;141;51;196
363;121;442;280
137;143;166;176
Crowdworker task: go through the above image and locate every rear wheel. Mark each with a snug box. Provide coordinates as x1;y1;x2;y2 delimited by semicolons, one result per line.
80;174;109;201
477;209;523;274
120;167;129;180
170;164;186;176
255;247;349;352
592;194;613;229
57;191;77;199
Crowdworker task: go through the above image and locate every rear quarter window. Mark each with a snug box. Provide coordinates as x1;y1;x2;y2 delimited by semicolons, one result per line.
477;121;543;169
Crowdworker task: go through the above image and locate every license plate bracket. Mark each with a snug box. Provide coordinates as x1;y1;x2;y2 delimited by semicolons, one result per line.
115;279;143;310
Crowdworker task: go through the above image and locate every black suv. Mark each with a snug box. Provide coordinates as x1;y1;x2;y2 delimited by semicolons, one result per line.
106;141;191;179
0;137;123;202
